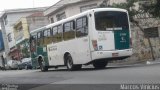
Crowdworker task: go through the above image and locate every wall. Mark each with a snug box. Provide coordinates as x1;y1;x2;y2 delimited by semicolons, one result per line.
27;16;49;32
14;18;29;45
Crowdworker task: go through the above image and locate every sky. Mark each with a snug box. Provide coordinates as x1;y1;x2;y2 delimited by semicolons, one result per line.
0;0;60;12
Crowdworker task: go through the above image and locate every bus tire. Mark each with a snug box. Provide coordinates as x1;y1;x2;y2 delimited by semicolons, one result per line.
40;63;48;72
66;54;82;71
38;58;48;72
93;60;108;69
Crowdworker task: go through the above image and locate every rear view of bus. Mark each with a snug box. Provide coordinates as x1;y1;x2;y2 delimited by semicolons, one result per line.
90;8;132;68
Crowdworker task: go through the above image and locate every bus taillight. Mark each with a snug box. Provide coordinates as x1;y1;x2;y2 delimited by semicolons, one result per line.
92;40;98;51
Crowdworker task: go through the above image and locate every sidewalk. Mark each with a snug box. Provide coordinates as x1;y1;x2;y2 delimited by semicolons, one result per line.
108;58;160;67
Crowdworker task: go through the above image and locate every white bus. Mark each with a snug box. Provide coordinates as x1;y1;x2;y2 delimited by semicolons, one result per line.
30;8;132;71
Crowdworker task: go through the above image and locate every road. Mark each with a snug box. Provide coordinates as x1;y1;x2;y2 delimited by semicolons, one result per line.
0;63;160;90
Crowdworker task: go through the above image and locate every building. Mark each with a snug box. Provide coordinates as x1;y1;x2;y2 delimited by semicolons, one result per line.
0;30;5;67
0;31;4;51
13;12;49;60
44;0;125;23
0;7;48;60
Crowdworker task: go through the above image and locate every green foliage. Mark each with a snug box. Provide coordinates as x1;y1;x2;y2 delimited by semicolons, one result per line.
111;0;138;22
99;0;138;22
142;0;160;18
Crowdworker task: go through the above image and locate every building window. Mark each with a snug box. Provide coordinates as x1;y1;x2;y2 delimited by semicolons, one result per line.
144;27;159;38
50;17;54;23
4;15;8;25
56;12;66;21
80;4;97;12
7;33;12;42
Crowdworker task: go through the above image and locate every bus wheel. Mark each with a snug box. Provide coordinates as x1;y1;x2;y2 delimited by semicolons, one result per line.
38;58;48;72
66;55;82;71
93;60;108;69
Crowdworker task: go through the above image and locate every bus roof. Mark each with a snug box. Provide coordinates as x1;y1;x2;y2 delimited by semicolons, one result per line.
30;8;128;34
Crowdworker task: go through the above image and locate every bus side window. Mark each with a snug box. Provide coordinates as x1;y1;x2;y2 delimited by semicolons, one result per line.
63;21;75;41
52;26;58;43
30;35;37;52
76;16;88;37
57;25;63;42
37;31;43;46
43;28;52;45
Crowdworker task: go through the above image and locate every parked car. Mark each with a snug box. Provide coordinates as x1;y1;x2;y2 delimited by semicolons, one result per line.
5;60;19;70
18;58;32;70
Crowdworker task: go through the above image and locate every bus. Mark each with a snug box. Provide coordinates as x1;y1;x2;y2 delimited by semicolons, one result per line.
30;8;133;71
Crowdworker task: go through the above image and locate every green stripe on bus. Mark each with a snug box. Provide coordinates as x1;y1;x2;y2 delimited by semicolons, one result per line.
114;30;130;50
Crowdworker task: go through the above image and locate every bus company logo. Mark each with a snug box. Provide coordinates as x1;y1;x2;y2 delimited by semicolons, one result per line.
49;46;57;51
99;45;103;50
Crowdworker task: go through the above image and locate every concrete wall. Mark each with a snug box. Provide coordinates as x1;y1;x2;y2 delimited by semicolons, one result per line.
130;25;160;61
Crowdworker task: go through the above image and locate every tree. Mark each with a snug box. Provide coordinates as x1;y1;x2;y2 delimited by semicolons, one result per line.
142;0;160;18
100;0;156;60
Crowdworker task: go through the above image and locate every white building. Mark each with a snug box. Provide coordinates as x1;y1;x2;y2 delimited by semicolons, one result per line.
0;7;48;60
44;0;125;23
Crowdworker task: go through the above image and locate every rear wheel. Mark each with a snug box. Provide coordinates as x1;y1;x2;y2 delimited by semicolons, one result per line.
25;65;28;70
66;54;82;71
93;60;108;69
38;57;48;72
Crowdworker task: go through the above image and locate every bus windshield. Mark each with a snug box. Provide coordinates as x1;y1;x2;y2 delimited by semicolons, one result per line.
95;11;129;31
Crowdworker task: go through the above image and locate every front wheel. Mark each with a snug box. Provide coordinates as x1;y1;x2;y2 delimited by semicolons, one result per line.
93;60;108;69
66;55;82;71
25;65;28;70
38;58;48;72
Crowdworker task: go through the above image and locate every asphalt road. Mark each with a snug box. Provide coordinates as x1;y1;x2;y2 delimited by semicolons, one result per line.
0;63;160;90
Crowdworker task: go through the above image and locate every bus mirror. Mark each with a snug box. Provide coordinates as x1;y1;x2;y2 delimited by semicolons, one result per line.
89;14;92;17
30;36;34;42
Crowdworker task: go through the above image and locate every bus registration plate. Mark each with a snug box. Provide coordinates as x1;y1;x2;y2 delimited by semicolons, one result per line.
112;53;119;57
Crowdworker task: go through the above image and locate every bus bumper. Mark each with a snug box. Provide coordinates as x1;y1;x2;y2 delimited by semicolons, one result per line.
91;49;133;61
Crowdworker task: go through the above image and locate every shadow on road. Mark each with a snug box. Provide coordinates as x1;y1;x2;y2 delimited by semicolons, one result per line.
38;64;148;72
36;62;160;72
